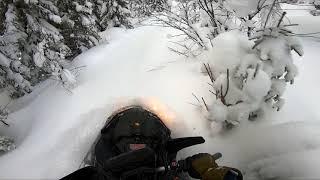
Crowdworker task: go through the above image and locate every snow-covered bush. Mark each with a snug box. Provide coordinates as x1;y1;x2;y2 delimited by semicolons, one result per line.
158;0;303;130
202;26;303;130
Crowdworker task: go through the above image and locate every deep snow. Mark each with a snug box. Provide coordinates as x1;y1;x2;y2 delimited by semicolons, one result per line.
0;4;320;180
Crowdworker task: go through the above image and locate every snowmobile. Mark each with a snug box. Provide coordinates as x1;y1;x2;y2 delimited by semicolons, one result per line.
60;105;240;180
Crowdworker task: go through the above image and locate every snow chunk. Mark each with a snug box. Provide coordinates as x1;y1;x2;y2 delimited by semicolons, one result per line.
0;53;11;67
74;2;83;12
60;69;76;89
208;30;253;74
81;16;92;26
243;68;271;100
49;14;62;24
33;41;46;67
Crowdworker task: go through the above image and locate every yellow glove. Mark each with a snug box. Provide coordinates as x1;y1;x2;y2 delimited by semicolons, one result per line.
187;153;242;180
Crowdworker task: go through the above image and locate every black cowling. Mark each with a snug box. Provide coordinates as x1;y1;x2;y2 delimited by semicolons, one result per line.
95;106;171;168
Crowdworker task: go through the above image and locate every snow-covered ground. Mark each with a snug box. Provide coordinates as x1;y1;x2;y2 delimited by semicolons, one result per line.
0;4;320;180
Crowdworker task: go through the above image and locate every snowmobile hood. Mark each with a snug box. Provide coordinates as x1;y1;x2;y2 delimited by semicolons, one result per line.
101;105;171;147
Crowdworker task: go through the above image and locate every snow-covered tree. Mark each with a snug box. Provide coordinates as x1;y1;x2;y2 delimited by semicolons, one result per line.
94;0;132;30
0;0;84;98
0;0;8;34
129;0;169;17
23;0;75;84
1;0;180;98
58;0;100;58
0;3;32;98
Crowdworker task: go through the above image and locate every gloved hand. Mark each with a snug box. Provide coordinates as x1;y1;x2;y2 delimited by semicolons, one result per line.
186;153;242;180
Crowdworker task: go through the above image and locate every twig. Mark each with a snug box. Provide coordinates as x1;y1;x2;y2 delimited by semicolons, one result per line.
209;90;217;96
253;64;260;79
188;102;202;108
277;12;287;27
0;119;9;126
263;0;277;28
282;24;299;27
69;65;86;71
292;48;303;57
235;100;243;105
223;69;230;97
252;39;264;49
168;47;189;57
280;28;293;34
203;63;215;83
293;32;320;35
202;97;209;111
1;100;12;111
192;93;201;104
207;82;214;87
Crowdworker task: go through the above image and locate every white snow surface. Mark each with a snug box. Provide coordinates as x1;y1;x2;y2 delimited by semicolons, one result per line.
0;6;320;180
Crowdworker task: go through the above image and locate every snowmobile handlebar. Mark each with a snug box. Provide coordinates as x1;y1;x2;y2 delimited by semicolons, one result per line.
155;152;222;173
120;152;223;179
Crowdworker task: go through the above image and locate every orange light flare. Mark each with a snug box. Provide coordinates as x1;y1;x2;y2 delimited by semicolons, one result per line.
112;97;177;128
141;97;176;128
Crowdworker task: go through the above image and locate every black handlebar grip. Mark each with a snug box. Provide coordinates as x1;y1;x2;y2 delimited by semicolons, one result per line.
212;152;222;160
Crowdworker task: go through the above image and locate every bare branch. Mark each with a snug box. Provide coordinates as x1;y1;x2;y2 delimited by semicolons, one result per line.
203;63;215;83
263;0;277;28
223;69;230;97
168;47;189;57
202;97;209;111
0;119;9;126
253;64;260;79
192;93;201;104
277;12;287;27
188;102;202;108
209;89;217;96
292;48;303;57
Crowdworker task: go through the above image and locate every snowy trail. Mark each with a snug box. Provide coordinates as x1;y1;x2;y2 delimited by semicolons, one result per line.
0;26;210;179
0;16;320;179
